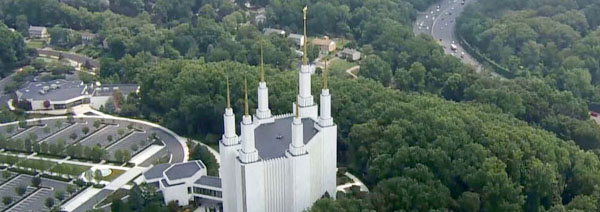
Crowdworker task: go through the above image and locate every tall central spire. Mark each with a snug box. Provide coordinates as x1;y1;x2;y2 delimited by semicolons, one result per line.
227;77;231;108
260;45;265;82
302;6;308;65
244;77;249;116
295;5;317;119
323;58;328;89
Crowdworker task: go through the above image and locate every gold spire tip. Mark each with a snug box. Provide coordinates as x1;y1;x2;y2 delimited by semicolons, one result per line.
323;58;328;89
226;77;231;108
302;6;308;65
244;78;249;116
260;45;265;82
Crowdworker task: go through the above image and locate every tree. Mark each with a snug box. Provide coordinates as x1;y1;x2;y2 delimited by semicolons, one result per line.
122;150;132;162
2;171;10;179
54;190;65;201
107;135;113;143
93;120;101;129
15;185;26;196
5;125;14;133
44;197;55;209
114;149;124;162
118;128;125;137
359;55;392;86
18;120;27;129
94;169;102;184
2;196;11;205
66;184;76;195
82;126;90;135
43;126;51;134
67;115;74;123
31;176;41;187
130;144;138;152
54;120;62;129
70;133;78;141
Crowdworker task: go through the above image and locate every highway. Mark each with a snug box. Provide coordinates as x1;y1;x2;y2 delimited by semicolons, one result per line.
414;0;485;73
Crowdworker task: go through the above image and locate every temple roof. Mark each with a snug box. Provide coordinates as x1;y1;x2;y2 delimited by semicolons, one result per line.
254;116;318;160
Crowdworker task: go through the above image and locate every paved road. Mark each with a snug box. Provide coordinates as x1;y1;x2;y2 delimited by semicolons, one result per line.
414;0;485;73
36;49;100;69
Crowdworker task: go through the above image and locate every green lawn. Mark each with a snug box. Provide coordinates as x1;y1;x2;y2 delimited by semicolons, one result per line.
27;40;45;49
49;163;91;177
329;58;357;78
101;169;126;181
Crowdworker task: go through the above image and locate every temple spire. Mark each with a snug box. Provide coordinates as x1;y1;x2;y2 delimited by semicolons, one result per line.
226;77;231;108
295;102;299;118
244;77;249;116
302;6;308;65
260;45;265;82
323;58;328;89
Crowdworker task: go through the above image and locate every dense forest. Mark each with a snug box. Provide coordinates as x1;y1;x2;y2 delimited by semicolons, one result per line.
3;0;600;211
0;23;27;77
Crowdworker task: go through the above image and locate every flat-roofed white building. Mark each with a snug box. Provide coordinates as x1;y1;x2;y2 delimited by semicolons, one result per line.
142;161;223;210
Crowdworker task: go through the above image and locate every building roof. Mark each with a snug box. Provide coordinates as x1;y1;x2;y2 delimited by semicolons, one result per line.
195;176;222;188
264;28;285;35
287;34;304;40
164;161;204;181
28;26;46;32
161;179;185;187
143;163;171;180
254;116;318;160
342;48;360;55
313;37;334;46
81;32;96;37
18;80;87;102
92;84;139;97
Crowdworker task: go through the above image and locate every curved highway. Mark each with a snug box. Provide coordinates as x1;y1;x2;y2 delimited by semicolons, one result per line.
414;0;485;73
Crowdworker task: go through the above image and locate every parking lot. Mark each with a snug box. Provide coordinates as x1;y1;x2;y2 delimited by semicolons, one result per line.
8;178;72;212
12;121;74;142
0;174;36;211
80;124;132;148
0;116;183;163
107;130;154;156
43;121;103;145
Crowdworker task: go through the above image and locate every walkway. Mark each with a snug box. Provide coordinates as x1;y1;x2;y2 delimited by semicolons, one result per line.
345;65;359;79
336;172;369;193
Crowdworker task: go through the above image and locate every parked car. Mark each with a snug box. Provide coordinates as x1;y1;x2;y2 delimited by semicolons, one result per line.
591;111;598;117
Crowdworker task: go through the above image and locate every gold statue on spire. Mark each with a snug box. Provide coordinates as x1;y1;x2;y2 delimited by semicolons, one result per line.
244;77;249;116
323;57;328;89
226;76;231;108
260;44;265;82
302;6;308;65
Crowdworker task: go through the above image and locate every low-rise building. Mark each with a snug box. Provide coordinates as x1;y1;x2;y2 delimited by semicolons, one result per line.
28;26;48;39
263;28;285;36
339;48;361;61
312;36;336;55
255;8;266;23
13;79;139;113
81;32;96;44
16;79;89;111
143;161;223;210
287;33;305;47
90;84;139;109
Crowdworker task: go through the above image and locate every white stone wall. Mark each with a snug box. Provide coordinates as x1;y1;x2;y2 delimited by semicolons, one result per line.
220;142;240;212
